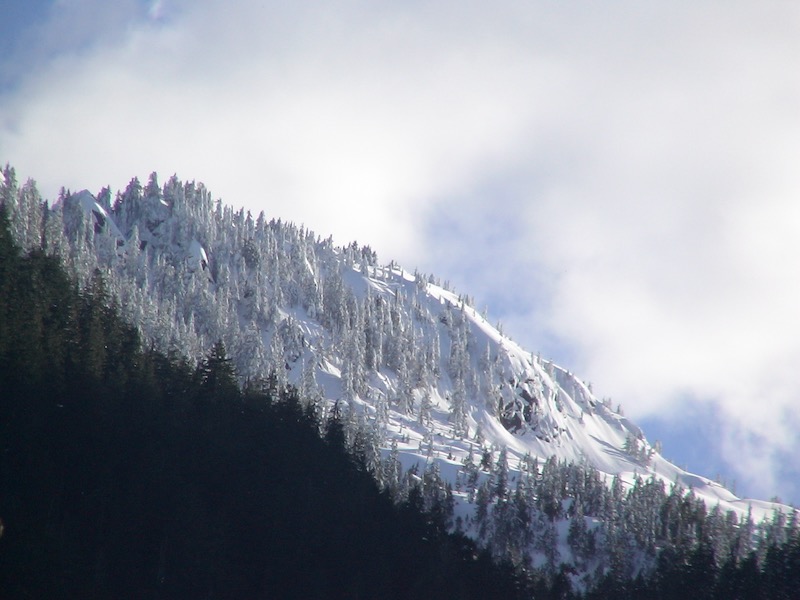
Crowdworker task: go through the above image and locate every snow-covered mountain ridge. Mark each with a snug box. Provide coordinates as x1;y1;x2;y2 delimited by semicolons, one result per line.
2;168;793;582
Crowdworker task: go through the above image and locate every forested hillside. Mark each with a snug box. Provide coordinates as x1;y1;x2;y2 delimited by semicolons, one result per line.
0;208;536;599
3;167;800;598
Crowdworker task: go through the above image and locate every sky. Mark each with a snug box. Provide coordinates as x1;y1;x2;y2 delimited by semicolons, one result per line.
2;0;799;505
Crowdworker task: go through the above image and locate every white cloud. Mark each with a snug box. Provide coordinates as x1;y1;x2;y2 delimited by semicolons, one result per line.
1;1;556;260
2;0;800;501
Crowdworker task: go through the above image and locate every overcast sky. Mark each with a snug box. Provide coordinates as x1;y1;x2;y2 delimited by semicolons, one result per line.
2;0;799;505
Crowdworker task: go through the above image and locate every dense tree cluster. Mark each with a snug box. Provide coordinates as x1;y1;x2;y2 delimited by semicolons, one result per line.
0;210;537;599
4;166;800;598
460;444;800;595
0;166;543;441
585;522;800;600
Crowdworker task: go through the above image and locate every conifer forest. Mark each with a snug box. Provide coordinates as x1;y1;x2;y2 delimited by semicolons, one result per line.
2;166;799;598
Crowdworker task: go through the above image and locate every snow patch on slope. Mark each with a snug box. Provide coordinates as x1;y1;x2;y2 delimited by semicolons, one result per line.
35;176;791;547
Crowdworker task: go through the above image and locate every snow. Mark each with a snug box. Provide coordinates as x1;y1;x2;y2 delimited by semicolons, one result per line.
23;174;794;577
187;239;210;274
335;262;786;522
342;262;783;523
70;189;125;240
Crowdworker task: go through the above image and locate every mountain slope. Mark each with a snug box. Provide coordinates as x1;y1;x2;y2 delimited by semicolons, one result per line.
0;213;536;599
1;166;793;583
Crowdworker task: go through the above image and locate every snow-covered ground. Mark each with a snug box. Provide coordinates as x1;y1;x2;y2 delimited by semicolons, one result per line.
4;175;791;581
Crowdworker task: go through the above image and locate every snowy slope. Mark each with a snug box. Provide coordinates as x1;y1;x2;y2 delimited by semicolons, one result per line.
319;263;783;523
60;183;786;518
11;173;791;579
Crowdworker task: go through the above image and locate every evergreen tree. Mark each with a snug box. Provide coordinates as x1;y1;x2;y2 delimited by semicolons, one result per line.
197;340;239;402
494;447;510;502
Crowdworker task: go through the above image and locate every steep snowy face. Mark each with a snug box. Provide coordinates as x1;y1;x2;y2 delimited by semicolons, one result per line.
42;180;784;527
62;190;125;242
187;239;211;276
8;170;798;588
